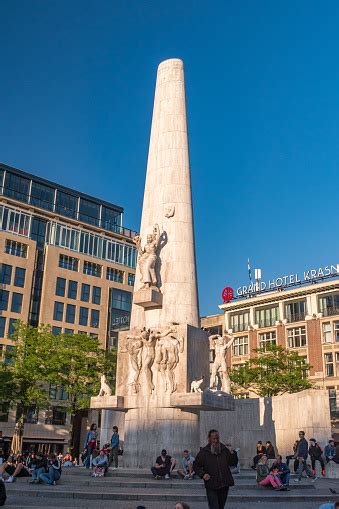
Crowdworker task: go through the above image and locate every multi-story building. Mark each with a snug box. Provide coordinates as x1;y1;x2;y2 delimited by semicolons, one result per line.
201;274;339;441
0;162;137;452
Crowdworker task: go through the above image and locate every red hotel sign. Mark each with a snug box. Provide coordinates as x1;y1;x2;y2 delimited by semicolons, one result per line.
222;287;234;303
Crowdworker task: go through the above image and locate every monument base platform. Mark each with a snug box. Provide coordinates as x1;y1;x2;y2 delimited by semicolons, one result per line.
170;390;235;411
90;395;125;411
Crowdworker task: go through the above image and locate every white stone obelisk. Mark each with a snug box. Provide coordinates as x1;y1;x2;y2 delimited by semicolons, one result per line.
130;58;199;330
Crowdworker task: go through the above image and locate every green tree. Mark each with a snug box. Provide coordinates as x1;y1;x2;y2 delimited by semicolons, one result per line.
229;344;312;397
0;322;116;451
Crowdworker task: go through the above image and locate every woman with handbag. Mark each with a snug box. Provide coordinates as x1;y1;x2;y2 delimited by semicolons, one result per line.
84;423;98;469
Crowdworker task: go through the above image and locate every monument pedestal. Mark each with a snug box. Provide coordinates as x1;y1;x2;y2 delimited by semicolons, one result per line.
133;287;163;308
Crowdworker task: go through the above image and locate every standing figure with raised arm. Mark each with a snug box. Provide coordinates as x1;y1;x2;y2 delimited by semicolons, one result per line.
209;333;235;393
133;224;161;288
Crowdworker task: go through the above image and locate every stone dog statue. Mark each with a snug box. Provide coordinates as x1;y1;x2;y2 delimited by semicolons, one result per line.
190;376;204;393
98;375;112;397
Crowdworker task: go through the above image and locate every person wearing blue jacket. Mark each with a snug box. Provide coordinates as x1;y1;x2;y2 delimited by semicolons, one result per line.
109;426;120;469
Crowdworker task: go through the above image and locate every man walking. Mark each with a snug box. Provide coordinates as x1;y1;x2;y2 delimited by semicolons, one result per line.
193;429;238;509
294;430;316;482
109;426;120;469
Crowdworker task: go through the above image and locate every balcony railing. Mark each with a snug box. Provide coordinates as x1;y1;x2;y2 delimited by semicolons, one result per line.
322;306;339;317
286;313;306;323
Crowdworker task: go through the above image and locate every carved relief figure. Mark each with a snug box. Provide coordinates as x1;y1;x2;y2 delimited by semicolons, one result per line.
155;330;184;393
190;376;204;393
209;333;235;393
140;327;156;394
133;224;161;288
98;374;112;397
121;333;143;394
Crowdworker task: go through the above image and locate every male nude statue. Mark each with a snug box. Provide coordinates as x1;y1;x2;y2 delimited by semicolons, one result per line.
209;333;235;393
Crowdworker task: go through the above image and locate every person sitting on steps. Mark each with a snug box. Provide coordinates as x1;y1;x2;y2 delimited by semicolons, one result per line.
309;438;325;477
256;455;286;491
177;450;195;480
151;449;176;479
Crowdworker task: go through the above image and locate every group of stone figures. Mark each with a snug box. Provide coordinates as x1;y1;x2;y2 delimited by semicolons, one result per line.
121;327;184;395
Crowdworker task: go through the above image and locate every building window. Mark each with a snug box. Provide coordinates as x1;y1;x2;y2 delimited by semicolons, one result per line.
4;172;30;202
65;304;76;324
259;331;276;350
106;267;124;283
59;254;79;271
55;190;77;219
255;306;279;328
8;318;17;336
0;263;12;285
0;317;5;338
0;290;9;311
232;336;249;356
111;289;132;311
5;239;28;258
322;322;332;343
92;286;101;305
324;353;334;377
328;387;338;418
285;300;306;323
68;280;78;299
287;326;307;348
53;302;64;321
83;261;102;278
52;326;62;336
64;328;73;334
101;206;121;231
90;309;100;328
30;181;54;211
11;293;23;313
79;198;100;226
55;277;66;297
81;283;90;302
14;267;25;288
79;307;89;326
319;294;339;317
230;311;249;332
128;273;135;286
334;321;339;342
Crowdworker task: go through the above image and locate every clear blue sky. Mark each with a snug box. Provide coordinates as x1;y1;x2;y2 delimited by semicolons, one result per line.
1;1;339;316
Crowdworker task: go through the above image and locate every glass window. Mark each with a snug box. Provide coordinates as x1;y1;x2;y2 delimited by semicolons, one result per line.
55;277;66;297
64;328;73;334
92;286;101;305
259;331;276;350
287;326;307;348
52;326;62;336
106;267;124;283
90;309;100;328
255;307;279;328
111;289;132;311
0;168;4;193
4;172;29;202
65;304;76;324
79;307;88;326
53;302;64;321
328;387;337;418
128;273;135;286
30;181;54;211
325;353;334;377
230;311;250;332
68;280;78;299
83;261;102;278
8;318;17;336
14;267;25;288
81;283;90;302
334;321;339;342
232;336;249;356
55;190;77;219
319;294;339;317
101;206;120;231
5;208;30;236
0;263;12;285
30;217;47;247
0;290;9;311
79;198;100;226
322;322;332;343
11;293;23;313
59;254;79;271
0;317;5;338
5;239;28;258
285;300;306;323
90;333;98;339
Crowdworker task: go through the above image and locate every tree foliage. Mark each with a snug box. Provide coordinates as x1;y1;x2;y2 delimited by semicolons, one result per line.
229;344;312;397
0;322;116;421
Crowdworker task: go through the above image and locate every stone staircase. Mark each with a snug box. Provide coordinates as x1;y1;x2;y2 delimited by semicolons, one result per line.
4;467;339;509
